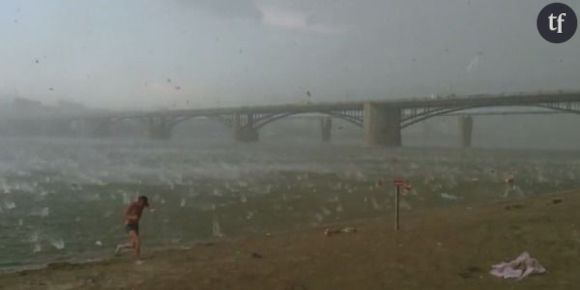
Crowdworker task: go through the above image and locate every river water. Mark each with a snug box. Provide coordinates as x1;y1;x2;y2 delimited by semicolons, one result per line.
0;137;579;270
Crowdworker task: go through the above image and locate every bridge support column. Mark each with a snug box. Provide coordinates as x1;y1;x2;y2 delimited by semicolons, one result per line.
233;113;259;142
148;117;173;140
363;103;401;147
458;115;473;148
320;117;332;143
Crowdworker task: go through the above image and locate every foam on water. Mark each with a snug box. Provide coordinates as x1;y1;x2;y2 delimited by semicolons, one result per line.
0;138;580;269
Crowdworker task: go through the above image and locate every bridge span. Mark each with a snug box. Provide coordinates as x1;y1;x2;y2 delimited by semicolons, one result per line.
2;91;580;147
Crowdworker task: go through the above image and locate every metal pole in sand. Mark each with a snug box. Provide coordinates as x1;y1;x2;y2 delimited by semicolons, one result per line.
394;183;400;231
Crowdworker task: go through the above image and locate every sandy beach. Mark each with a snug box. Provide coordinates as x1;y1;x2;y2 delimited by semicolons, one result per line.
1;189;578;290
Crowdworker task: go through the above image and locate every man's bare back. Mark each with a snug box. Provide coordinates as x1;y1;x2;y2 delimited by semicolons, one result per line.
116;196;149;260
125;201;145;225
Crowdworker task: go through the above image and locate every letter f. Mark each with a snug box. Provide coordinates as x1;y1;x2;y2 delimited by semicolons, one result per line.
557;13;567;33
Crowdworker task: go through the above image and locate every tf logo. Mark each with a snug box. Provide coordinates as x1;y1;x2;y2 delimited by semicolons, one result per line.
537;3;577;43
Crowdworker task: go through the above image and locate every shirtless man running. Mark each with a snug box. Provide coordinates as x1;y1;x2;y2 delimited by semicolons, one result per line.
115;195;150;259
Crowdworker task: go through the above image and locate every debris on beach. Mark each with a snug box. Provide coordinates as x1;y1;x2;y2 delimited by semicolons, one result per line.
504;204;524;210
490;252;546;280
323;226;357;237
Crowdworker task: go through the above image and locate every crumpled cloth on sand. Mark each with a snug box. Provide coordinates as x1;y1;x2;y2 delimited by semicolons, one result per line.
489;252;546;280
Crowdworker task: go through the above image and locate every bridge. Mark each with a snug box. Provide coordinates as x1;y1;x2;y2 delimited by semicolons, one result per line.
2;91;580;147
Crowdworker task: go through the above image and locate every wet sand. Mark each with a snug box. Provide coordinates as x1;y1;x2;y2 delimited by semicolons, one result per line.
1;190;579;290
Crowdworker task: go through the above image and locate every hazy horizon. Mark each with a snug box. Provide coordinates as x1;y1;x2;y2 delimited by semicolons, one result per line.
1;0;579;110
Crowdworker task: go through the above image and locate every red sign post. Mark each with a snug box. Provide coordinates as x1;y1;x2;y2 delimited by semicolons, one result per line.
393;177;407;231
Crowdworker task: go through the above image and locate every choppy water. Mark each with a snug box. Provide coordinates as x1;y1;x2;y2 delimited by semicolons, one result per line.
0;137;579;270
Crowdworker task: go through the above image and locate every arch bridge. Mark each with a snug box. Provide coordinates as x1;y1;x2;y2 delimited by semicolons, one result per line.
4;91;580;147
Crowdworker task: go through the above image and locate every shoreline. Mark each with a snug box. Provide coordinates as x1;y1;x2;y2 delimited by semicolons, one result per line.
1;189;579;289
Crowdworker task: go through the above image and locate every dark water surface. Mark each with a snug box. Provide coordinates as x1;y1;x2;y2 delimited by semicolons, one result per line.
0;137;579;270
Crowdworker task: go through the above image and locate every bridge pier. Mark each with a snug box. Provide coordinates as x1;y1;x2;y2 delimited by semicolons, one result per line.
320;117;332;142
458;115;473;148
363;103;401;147
148;117;173;140
233;113;259;142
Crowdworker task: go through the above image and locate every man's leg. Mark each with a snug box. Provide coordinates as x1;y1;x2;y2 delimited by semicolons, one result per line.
129;230;141;259
115;236;133;255
115;227;137;255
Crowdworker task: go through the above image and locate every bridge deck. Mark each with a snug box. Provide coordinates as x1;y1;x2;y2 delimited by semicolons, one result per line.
5;91;580;121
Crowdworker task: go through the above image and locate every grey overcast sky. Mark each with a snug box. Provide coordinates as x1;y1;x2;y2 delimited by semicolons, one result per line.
0;0;579;109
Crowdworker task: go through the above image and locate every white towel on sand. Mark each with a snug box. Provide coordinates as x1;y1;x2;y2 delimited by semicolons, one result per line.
490;252;546;280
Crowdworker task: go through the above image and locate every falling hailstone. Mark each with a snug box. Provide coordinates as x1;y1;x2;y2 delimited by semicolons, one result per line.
122;192;130;204
50;239;65;250
180;198;187;207
212;216;224;238
4;201;16;210
440;193;459;201
95;240;103;247
466;54;480;72
2;182;11;194
371;197;382;210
